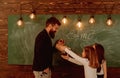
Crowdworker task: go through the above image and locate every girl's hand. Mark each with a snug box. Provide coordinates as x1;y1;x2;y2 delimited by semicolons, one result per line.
61;54;69;60
56;44;67;52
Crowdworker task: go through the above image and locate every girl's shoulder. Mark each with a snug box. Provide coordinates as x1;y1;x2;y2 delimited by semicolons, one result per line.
102;60;106;63
102;60;107;65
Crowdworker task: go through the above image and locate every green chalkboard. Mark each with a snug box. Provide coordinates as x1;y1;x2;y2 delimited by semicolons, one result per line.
8;14;120;67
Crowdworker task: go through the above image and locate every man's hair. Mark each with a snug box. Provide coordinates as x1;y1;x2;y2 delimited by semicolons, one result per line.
46;17;61;27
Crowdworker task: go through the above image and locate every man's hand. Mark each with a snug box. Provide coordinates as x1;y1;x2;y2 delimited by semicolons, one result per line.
43;67;50;73
55;39;67;53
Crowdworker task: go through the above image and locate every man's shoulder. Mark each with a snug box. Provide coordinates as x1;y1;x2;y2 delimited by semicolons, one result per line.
38;29;46;35
36;29;47;38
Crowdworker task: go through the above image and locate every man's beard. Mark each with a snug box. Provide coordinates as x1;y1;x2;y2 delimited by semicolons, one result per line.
49;30;56;39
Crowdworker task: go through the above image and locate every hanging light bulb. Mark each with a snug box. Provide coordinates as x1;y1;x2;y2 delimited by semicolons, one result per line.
17;17;23;26
29;10;36;20
62;16;67;24
106;16;113;26
89;15;95;24
17;4;24;27
76;19;82;28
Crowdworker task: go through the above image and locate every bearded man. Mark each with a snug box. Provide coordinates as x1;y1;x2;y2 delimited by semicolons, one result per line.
32;17;61;78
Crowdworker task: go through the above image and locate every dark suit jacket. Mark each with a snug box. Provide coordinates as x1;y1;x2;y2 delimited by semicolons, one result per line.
32;29;53;71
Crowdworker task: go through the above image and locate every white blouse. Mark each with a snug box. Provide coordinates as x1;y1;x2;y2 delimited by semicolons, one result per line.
64;48;103;78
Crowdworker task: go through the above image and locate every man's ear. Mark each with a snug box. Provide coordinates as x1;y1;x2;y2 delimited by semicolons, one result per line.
48;24;53;28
